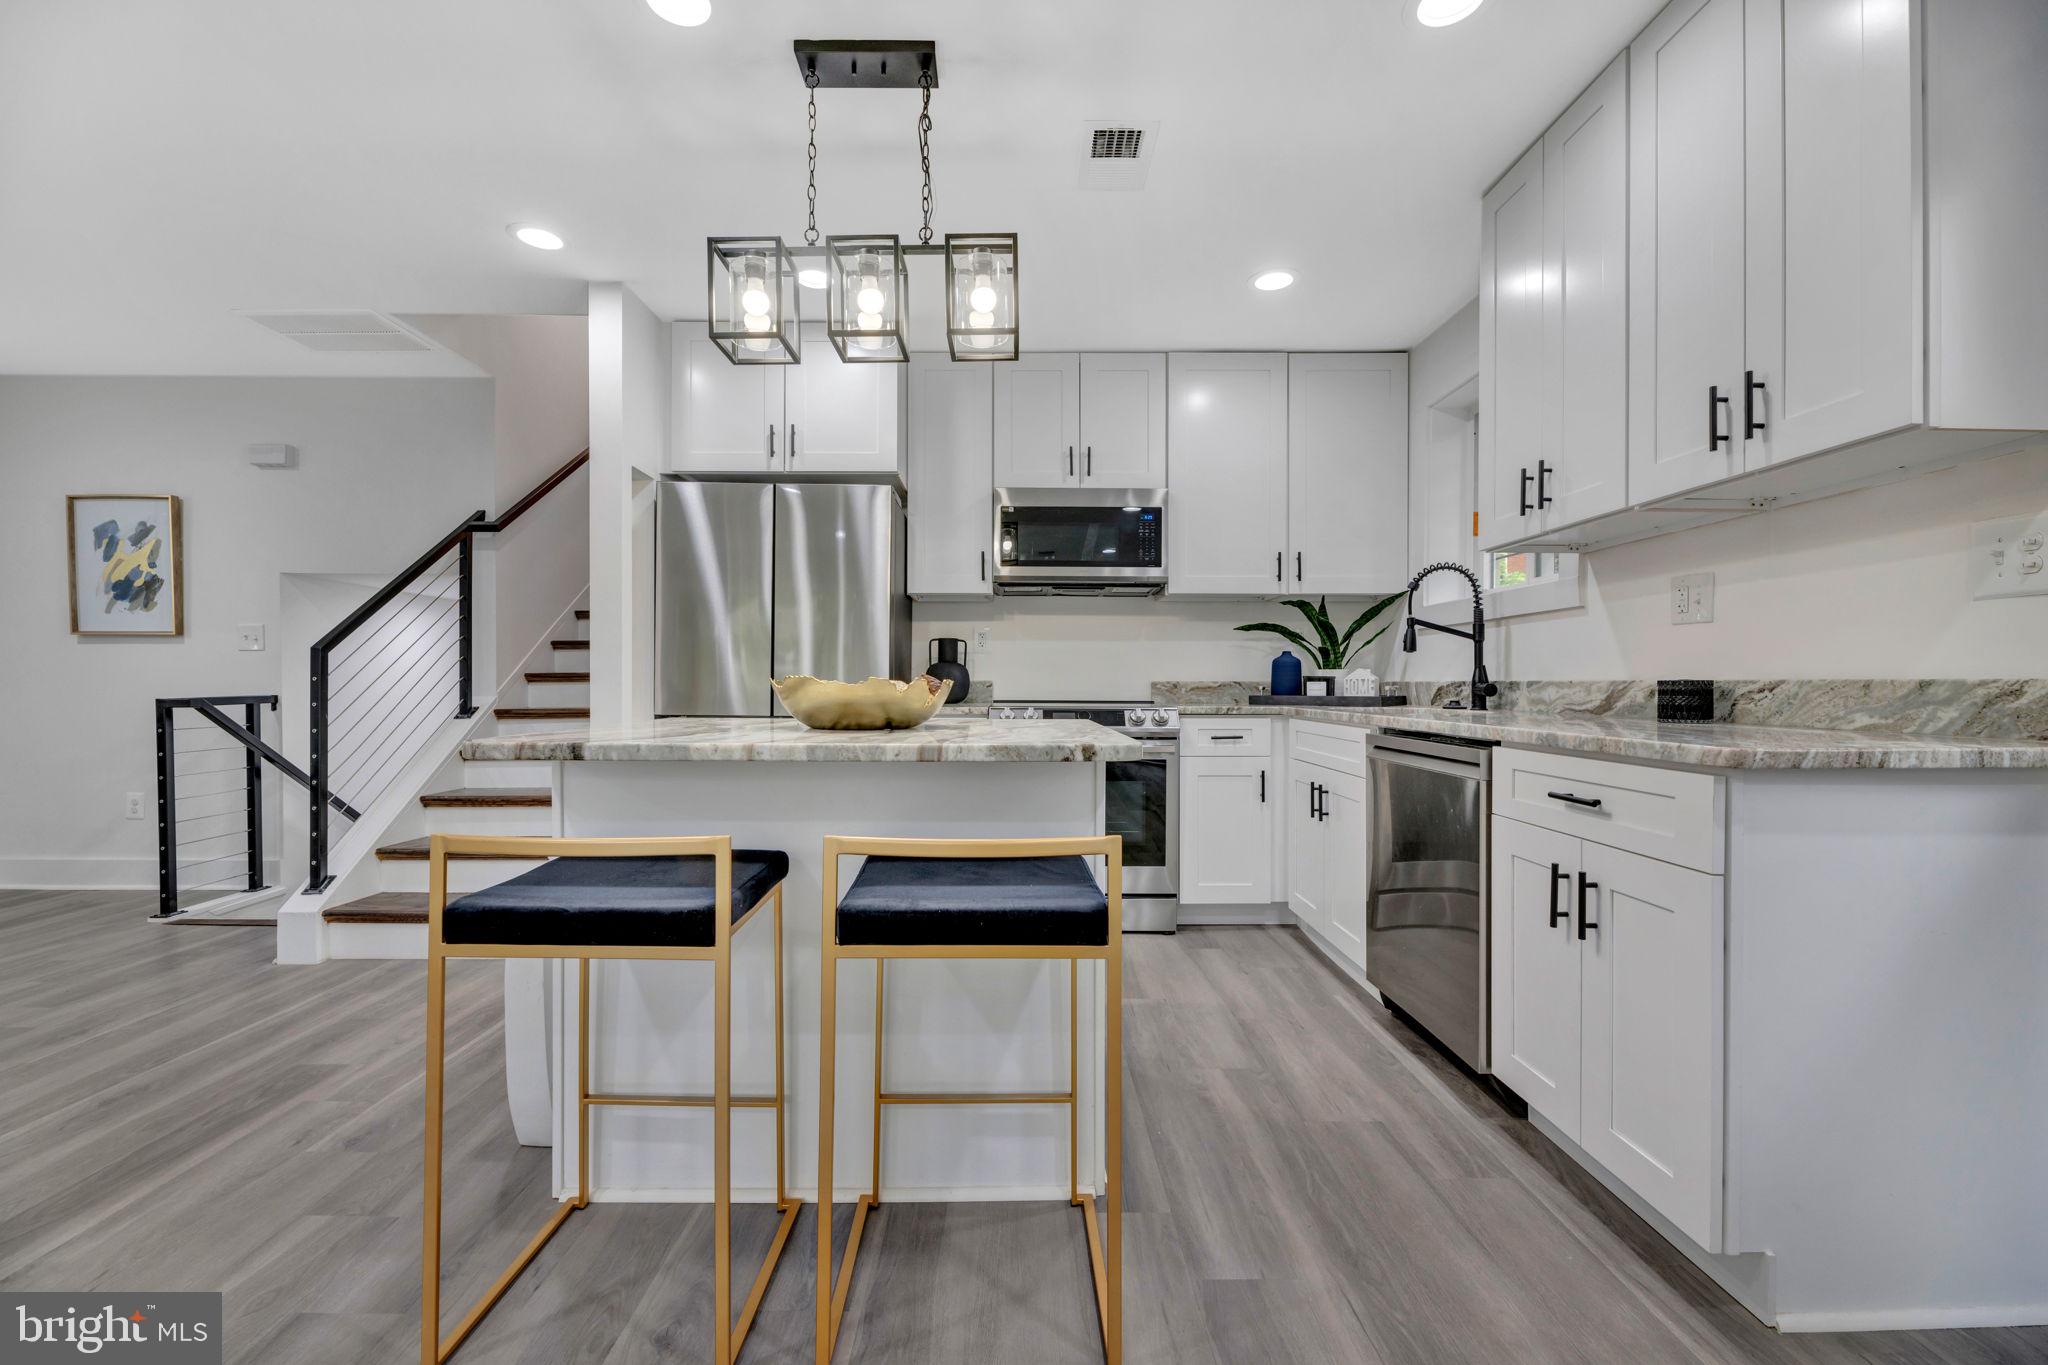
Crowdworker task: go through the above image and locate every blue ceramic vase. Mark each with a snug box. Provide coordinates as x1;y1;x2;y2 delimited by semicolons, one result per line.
1271;650;1303;696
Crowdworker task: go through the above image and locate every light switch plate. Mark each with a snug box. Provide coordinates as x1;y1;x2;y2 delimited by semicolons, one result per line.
1971;513;2048;599
1671;572;1716;625
237;624;266;652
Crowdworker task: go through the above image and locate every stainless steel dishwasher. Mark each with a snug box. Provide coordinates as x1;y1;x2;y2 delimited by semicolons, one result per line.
1366;730;1495;1073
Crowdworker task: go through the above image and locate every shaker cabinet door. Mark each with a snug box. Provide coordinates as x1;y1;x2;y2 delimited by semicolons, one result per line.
1179;758;1274;905
1079;353;1167;486
1288;353;1408;595
993;354;1081;486
1165;353;1291;596
783;325;902;475
1489;816;1585;1140
907;355;994;598
672;322;783;473
1286;771;1327;936
1478;141;1547;550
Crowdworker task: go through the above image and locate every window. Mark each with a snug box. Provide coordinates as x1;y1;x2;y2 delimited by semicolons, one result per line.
1487;548;1581;618
1489;550;1559;591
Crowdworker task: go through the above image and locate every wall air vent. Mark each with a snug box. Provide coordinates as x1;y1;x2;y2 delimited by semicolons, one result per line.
1078;121;1157;190
240;310;431;352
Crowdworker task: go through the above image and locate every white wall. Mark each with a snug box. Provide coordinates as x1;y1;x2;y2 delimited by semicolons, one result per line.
0;377;494;887
586;284;667;729
406;315;590;688
1394;299;2048;687
912;596;1406;702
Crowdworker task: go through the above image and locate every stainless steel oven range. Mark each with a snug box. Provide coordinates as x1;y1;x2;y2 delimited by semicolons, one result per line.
987;703;1179;932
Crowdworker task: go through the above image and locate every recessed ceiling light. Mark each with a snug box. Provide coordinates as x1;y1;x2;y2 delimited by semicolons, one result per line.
797;268;828;289
509;224;565;251
1251;270;1295;292
1416;0;1485;26
647;0;712;26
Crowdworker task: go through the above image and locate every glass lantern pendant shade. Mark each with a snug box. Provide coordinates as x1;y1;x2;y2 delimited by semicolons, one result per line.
706;236;800;364
944;233;1019;361
824;235;908;362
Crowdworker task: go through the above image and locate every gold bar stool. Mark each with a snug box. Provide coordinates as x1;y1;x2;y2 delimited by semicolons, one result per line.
420;834;802;1365
814;835;1124;1365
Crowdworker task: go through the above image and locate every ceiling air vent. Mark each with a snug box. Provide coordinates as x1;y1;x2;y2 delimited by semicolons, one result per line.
240;310;431;352
1078;121;1157;190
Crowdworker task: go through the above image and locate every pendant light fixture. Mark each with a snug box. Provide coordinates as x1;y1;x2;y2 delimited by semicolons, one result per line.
704;41;1018;365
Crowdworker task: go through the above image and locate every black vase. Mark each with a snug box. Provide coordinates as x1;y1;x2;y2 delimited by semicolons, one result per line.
926;638;972;705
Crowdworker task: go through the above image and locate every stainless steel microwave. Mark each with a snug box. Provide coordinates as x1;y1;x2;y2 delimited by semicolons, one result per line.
992;488;1166;596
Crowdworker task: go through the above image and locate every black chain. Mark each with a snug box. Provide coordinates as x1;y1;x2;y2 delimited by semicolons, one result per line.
917;69;934;245
804;68;820;246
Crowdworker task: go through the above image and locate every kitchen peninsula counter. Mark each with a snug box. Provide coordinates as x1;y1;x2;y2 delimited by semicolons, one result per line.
461;715;1138;763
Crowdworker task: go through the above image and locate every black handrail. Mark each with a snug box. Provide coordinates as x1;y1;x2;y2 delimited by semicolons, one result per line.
305;448;590;892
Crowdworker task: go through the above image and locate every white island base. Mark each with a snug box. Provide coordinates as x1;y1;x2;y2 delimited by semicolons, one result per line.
463;720;1134;1209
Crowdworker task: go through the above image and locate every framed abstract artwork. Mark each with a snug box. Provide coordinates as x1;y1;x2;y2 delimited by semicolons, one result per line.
67;494;183;636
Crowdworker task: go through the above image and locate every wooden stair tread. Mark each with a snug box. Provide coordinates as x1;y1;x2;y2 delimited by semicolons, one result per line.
492;706;589;720
374;838;543;861
551;640;589;650
524;671;590;683
419;787;552;808
323;892;433;924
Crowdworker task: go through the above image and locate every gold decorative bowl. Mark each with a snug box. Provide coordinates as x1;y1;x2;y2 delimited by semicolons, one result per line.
771;675;953;730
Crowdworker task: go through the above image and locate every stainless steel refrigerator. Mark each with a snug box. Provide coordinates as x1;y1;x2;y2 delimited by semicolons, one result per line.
656;479;911;717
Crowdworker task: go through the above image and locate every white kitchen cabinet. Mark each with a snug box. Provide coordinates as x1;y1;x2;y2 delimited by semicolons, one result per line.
1489;816;1584;1139
782;325;903;475
1178;755;1275;905
1285;758;1369;968
1578;838;1724;1251
993;353;1081;486
671;321;901;477
906;355;993;598
673;322;783;473
1165;353;1290;596
1079;353;1167;486
1540;53;1630;528
1627;0;1749;504
1286;353;1408;595
1478;140;1547;549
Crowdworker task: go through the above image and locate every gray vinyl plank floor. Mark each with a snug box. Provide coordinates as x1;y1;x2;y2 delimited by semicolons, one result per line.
0;890;2041;1364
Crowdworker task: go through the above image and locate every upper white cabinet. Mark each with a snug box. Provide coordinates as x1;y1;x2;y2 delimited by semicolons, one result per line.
995;353;1166;487
993;354;1081;486
1287;353;1409;595
671;321;902;477
907;355;993;599
1165;353;1291;595
1079;353;1168;486
1478;141;1548;549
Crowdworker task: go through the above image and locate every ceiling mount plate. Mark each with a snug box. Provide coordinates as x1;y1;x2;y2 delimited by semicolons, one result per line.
792;40;937;90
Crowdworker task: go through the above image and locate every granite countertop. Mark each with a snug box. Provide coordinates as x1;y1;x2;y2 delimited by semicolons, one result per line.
461;715;1141;763
1178;704;2048;771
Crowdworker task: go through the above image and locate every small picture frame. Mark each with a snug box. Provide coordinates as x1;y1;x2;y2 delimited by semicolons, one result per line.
1304;675;1333;697
67;494;183;637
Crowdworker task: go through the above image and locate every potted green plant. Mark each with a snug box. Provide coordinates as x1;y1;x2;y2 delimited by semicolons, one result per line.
1236;593;1405;695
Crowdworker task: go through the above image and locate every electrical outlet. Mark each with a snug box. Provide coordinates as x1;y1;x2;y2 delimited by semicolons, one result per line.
1972;513;2048;599
1671;572;1716;625
125;792;146;820
972;627;992;652
237;623;265;652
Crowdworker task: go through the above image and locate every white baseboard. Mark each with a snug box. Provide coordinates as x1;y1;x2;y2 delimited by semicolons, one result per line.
1774;1305;2048;1334
1177;902;1289;926
0;856;282;891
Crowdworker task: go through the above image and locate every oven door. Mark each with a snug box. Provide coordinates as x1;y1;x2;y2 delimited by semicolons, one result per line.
1105;742;1177;897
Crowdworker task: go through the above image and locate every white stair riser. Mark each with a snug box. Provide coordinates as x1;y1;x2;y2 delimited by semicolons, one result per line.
496;717;589;736
526;681;591;708
326;922;427;960
380;859;545;894
419;806;554;836
553;646;588;670
460;762;556;789
573;616;589;641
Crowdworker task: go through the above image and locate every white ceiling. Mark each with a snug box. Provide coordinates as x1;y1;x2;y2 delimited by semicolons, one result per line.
0;0;1664;376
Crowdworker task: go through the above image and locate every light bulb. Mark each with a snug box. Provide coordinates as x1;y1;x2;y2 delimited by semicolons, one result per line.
744;312;772;333
969;283;998;313
856;282;885;315
968;309;995;329
740;287;771;317
856;311;883;332
743;336;772;353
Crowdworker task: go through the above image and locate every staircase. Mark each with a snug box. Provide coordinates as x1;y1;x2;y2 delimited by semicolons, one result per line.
317;607;592;939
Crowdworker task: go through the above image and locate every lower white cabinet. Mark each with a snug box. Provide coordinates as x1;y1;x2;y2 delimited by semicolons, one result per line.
1287;759;1369;967
1178;756;1274;905
1491;812;1725;1250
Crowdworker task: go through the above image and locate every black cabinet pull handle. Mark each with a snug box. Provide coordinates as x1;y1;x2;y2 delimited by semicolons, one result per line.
767;424;776;464
1259;768;1266;803
1518;466;1533;516
1547;790;1602;809
1067;445;1075;477
1275;551;1283;583
1295;551;1303;582
1745;370;1768;438
1708;386;1732;452
1548;862;1569;929
1576;871;1599;941
1536;460;1554;508
789;423;797;463
1086;445;1093;477
980;550;987;583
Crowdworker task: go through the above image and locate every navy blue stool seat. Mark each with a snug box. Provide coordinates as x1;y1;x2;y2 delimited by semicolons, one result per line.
837;854;1109;947
444;851;790;947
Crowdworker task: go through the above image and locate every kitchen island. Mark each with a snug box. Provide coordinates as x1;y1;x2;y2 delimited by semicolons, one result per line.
457;715;1140;1208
